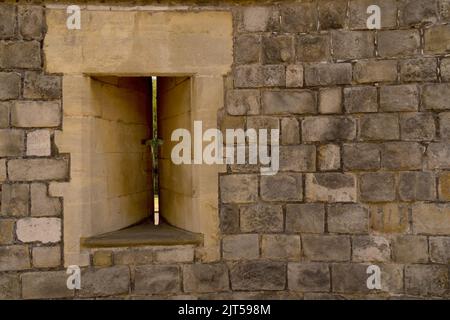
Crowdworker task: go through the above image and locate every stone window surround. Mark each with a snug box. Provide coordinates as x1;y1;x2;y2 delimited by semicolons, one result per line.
43;8;233;266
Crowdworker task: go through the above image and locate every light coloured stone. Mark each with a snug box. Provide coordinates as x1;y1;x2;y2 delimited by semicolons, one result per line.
328;204;369;234
92;251;113;267
11;101;61;128
352;236;391;262
318;144;340;171
286;65;304;87
154;246;195;263
8;158;69;181
0;159;6;182
26;130;51;156
305;173;357;203
0;219;15;245
281;118;300;145
32;246;61;268
0;245;31;271
21;271;73;299
370;203;410;234
412;203;450;235
16;218;61;244
31;183;61;217
242;7;272;32
319;87;342;114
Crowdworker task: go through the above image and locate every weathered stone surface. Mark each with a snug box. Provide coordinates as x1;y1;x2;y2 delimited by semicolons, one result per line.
0;41;41;69
0;245;30;271
352;235;391;262
422;83;450;110
219;205;239;234
27;130;51;157
305;173;357;203
220;174;258;204
318;144;340;171
412;203;450;235
380;85;419;112
399;172;436;201
280;3;317;33
18;6;44;40
222;234;259;260
319;87;342;114
285;203;325;234
240;203;283;233
0;72;21;100
378;30;420;57
283;65;302;89
343;143;380;170
429;237;450;263
442;58;450;82
399;0;438;26
381;142;423;170
183;264;229;293
30;183;61;217
360;172;396;202
0;129;24;157
319;0;347;30
349;0;397;29
328;204;369;234
246;116;279;131
230;261;286;290
16;218;60;244
234;65;262;88
0;159;6;182
424;25;450;54
281;118;300;145
241;6;274;32
0;102;9;128
0;274;20;299
154;246;194;263
392;235;428;263
92;250;113;267
344;86;377;113
400;58;437;82
0;4;17;39
370;203;410;233
296;34;330;62
80;266;130;297
332;31;375;60
11;101;61;128
8;158;69;181
262;90;316;115
302;117;356;142
1;183;29;216
359;114;399;141
235;34;260;65
21;271;73;299
114;248;153;265
427;143;450;169
302;235;351;262
226;89;259;116
134;265;179;294
262;35;294;64
440;112;450;139
23;72;61;100
441;0;450;21
279;145;316;172
32;246;61;268
262;65;285;87
353;60;398;84
439;171;450;201
305;63;352;86
400;113;436;141
288;263;330;292
0;219;15;244
261;234;301;260
261;173;302;201
405;265;448;296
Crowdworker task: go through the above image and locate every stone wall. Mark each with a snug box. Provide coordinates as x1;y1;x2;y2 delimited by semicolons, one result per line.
0;1;449;299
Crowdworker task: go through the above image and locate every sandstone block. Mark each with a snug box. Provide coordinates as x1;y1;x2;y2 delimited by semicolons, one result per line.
31;183;61;217
23;72;61;100
412;203;450;235
349;0;397;29
0;41;41;69
305;173;357;203
318;144;340;171
295;34;330;62
405;265;448;296
305;63;352;86
318;87;342;114
0;219;15;244
8;158;69;181
381;142;423;170
18;6;44;40
262;35;294;64
183;264;229;293
1;183;29;216
27;130;51;156
392;235;428;263
261;234;301;260
302;234;351;262
235;34;260;65
343;143;380;171
398;0;438;26
281;118;300;145
134;265;179;294
0;274;20;299
400;58;437;82
285;203;325;234
279;145;316;172
0;129;24;157
360;172;396;202
359;113;399;141
0;72;21;100
288;263;330;292
226;89;259;116
353;60;397;84
380;84;419;112
0;245;30;271
328;204;369;234
230;261;286;290
21;271;72;299
220;174;258;204
429;237;450;264
240;203;283;233
80;266;130;297
261;173;302;201
32;246;61;268
302;116;356;142
280;3;317;33
378;30;420;57
352;235;391;262
262;90;316;115
16;217;61;244
222;234;259;260
370;203;410;233
398;171;436;201
0;4;17;38
344;86;377;113
286;65;304;88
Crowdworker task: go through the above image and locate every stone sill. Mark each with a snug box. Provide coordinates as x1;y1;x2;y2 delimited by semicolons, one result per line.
81;220;203;248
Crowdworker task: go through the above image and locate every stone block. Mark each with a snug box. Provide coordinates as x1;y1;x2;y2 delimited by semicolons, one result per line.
27;130;51;156
286;65;303;88
305;173;357;203
0;41;41;69
429;237;450;264
381;142;423;170
16;217;61;244
285;203;325;234
319;87;342;114
344;86;378;113
32;246;61;268
154;246;194;263
30;183;61;217
439;171;450;201
262;90;316;115
392;235;428;263
134;265;179;294
380;85;419;112
0;4;17;39
262;65;285;87
230;261;286;290
343;143;380;171
21;271;73;299
440;112;450;139
359;114;399;141
0;159;6;182
220;174;258;204
353;60;397;83
405;265;448;296
222;234;259;260
0;72;21;100
18;6;44;40
235;34;260;65
8;158;69;181
412;203;450;235
219;205;239;234
295;34;331;62
305;63;352;86
360;172;396;202
302;234;351;262
352;235;391;262
183;264;229;293
398;0;438;26
349;0;397;29
378;30;420;57
92;250;113;267
328;204;369;234
302;116;356;142
318;144;340;171
280;3;318;33
0;129;24;157
0;274;20;299
441;58;450;82
11;101;61;128
261;234;301;260
0;245;30;271
80;266;130;297
332;31;375;60
240;203;283;233
114;248;153;265
279;145;316;172
319;0;347;30
23;72;61;100
262;35;294;64
241;6;274;32
1;183;29;216
427;143;450;169
426;25;450;54
398;171;436;201
261;173;303;201
0;219;15;244
226;89;259;116
400;58;437;82
370;203;410;233
422;83;450;110
0;102;9;128
281;118;300;145
288;263;330;292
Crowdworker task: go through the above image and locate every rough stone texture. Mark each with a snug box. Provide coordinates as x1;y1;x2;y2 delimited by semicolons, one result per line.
21;271;73;299
226;89;259;116
281;118;300;145
16;218;61;244
0;245;30;271
353;60;398;84
0;219;15;244
398;172;436;201
400;58;437;82
240;203;283;233
422;84;450;110
8;158;69;181
262;90;316;115
370;203;410;234
285;203;325;234
234;65;286;88
425;25;450;54
134;265;179;294
279;145;316;172
427;143;450;169
30;183;61;217
399;0;438;26
241;6;274;32
380;85;419;112
400;113;436;141
440;112;450;139
302;235;351;262
352;236;391;262
359;114;399;141
1;183;29;216
360;172;396;202
392;235;428;263
429;237;450;264
343;143;380;171
261;234;301;260
302;117;356;142
439;171;450;201
0;4;17;39
305;63;352;86
79;266;130;297
288;263;330;292
318;144;340;171
328;204;369;234
92;251;113;267
11;101;61;128
0;273;20;299
280;3;317;33
378;30;420;57
0;41;41;69
305;173;357;203
23;72;62;100
261;173;302;201
183;264;229;293
220;174;258;204
0;159;6;182
0;129;24;157
344;86;377;113
154;246;194;263
0;102;9;128
405;265;448;296
262;35;294;64
0;72;21;100
113;248;153;266
26;130;51;157
219;205;239;234
349;0;398;29
381;142;423;170
230;261;286;290
318;87;342;114
18;6;44;40
319;0;347;30
32;246;61;268
412;203;450;235
296;34;330;62
235;34;260;65
222;234;259;260
332;31;375;60
285;65;303;88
